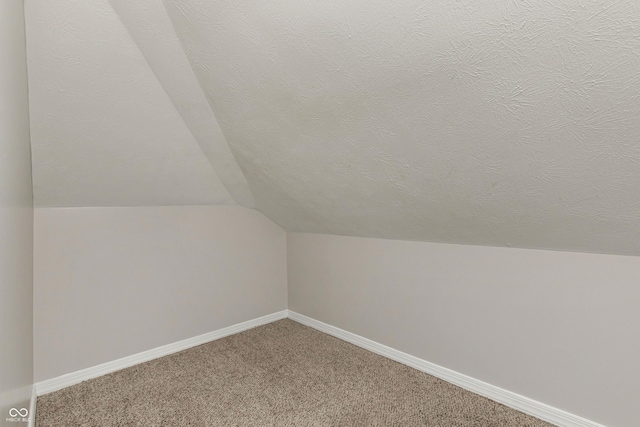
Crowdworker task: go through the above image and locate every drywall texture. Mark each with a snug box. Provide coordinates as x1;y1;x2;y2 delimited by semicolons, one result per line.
34;206;287;382
25;0;235;207
0;0;34;420
25;0;640;255
288;233;640;427
164;0;640;256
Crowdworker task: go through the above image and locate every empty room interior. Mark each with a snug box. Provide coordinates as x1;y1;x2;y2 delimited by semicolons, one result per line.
2;0;639;426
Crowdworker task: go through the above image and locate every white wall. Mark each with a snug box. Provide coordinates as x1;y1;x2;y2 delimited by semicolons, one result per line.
25;0;238;208
0;0;34;421
34;206;287;382
288;233;640;427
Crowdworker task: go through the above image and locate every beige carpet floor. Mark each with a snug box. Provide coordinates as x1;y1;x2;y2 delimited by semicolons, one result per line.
37;319;554;426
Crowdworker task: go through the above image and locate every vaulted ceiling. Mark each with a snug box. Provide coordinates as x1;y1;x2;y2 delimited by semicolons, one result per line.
25;0;640;255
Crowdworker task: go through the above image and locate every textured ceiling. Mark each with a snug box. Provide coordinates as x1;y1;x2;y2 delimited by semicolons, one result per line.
25;0;640;255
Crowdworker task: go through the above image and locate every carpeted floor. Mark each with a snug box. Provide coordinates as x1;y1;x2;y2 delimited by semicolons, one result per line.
37;319;554;426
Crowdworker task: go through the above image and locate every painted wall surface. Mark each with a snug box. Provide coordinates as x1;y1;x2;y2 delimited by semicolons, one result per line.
25;0;235;207
107;0;255;208
0;0;34;420
288;233;640;427
164;0;640;256
34;206;287;382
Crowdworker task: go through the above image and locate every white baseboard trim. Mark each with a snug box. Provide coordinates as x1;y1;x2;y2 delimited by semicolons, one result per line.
28;384;36;427
287;310;606;427
36;310;288;396
33;309;606;427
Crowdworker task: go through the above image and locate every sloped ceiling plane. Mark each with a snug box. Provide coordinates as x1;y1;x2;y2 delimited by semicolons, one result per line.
26;0;640;255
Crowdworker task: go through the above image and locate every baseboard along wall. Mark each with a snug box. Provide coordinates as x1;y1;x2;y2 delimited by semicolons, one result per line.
28;384;37;427
287;311;607;427
35;310;288;395
35;310;607;427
